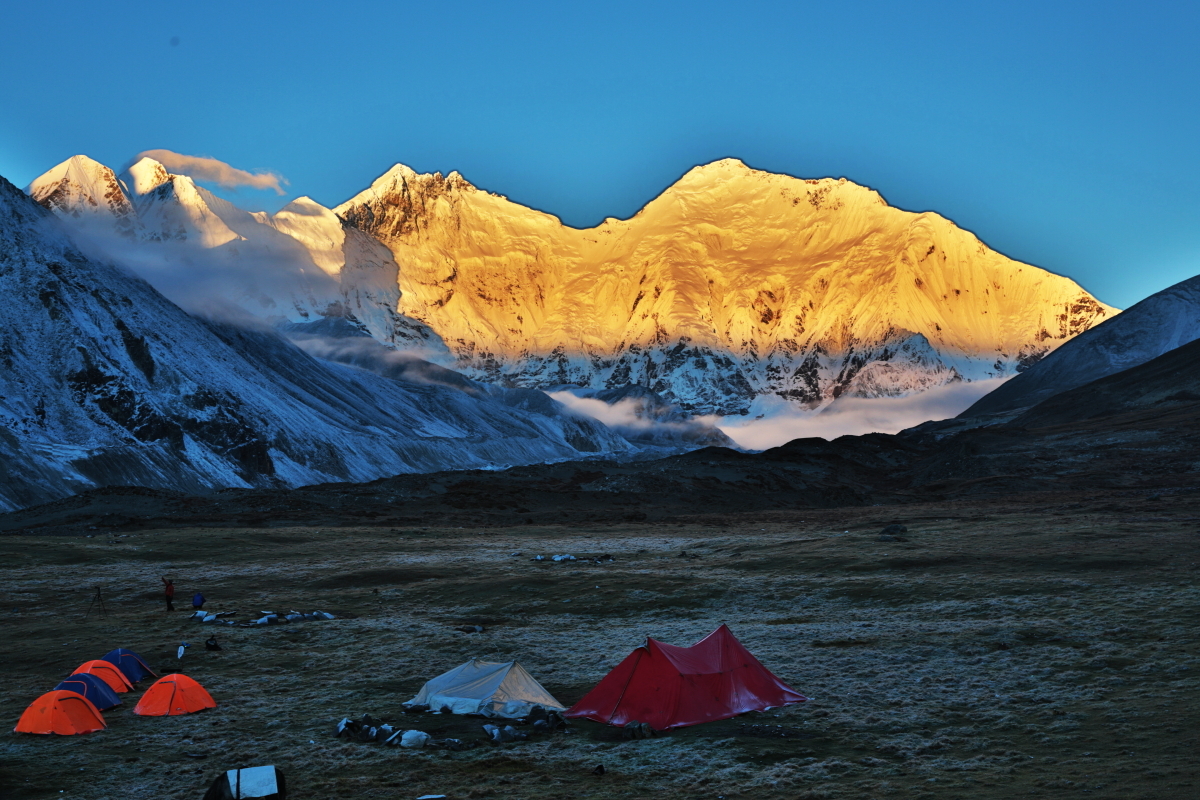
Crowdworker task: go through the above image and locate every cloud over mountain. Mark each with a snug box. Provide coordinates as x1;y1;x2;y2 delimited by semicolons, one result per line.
133;149;288;194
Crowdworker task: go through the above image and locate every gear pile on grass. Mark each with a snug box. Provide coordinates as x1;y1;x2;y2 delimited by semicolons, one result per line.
334;706;569;751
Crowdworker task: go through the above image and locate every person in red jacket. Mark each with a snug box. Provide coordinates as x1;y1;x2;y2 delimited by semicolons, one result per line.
162;576;175;611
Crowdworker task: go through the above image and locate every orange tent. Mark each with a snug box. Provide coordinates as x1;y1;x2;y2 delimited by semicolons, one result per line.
133;674;216;716
15;690;106;735
72;660;134;693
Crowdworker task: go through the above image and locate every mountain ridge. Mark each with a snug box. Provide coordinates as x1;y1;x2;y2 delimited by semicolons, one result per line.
334;158;1117;414
0;173;636;512
962;273;1200;417
27;154;1118;419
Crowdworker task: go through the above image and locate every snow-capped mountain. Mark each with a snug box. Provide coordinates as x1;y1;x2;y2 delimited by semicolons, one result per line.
30;155;1118;420
963;273;1200;417
28;155;435;349
335;159;1117;415
27;154;141;239
0;175;633;512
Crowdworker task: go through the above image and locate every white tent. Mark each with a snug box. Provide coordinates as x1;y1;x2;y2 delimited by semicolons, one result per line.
407;660;565;718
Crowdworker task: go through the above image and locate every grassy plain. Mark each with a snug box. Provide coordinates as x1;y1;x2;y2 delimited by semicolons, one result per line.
1;488;1197;800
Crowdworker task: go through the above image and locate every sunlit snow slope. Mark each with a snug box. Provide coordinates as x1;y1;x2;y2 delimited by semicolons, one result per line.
27;155;438;350
0;175;632;512
337;159;1117;414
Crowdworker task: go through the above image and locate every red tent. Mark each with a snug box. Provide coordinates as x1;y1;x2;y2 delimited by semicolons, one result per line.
133;674;217;716
14;690;107;735
565;624;806;730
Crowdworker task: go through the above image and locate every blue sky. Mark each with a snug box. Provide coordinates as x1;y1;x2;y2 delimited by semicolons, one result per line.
1;0;1197;308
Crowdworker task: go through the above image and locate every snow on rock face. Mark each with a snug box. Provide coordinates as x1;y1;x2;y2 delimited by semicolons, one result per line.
120;157;172;197
26;155;141;239
135;174;241;247
27;157;416;347
266;196;347;276
0;174;632;512
963;273;1200;417
336;158;1117;415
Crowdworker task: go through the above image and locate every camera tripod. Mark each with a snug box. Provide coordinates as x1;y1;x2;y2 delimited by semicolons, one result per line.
85;586;107;619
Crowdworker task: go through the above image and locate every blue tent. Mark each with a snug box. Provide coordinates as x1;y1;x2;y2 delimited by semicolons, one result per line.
54;673;122;711
101;648;157;684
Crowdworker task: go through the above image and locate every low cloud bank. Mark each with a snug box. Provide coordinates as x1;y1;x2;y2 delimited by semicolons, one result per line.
546;391;730;447
544;393;668;430
287;331;478;392
717;378;1011;450
135;149;288;194
63;223;336;319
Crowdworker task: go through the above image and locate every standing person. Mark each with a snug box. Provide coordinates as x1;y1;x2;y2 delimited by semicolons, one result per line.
192;592;206;610
162;576;175;611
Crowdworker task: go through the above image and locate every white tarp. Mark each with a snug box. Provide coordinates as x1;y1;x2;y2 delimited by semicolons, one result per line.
407;660;565;718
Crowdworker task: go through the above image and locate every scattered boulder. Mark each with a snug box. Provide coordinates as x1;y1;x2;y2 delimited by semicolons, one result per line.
878;524;909;542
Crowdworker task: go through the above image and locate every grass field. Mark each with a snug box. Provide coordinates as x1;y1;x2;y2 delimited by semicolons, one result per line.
1;489;1197;799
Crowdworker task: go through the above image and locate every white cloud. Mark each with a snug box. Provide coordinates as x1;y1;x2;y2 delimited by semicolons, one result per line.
717;378;1012;450
546;391;727;445
546;392;656;429
134;149;288;194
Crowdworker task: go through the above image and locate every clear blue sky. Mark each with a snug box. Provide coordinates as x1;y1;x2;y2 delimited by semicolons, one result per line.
2;0;1198;308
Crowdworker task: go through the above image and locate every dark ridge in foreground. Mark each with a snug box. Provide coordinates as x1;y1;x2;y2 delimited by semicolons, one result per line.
962;273;1200;418
4;336;1199;534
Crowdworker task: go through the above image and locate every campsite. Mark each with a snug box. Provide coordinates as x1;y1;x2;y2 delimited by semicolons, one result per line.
1;483;1197;799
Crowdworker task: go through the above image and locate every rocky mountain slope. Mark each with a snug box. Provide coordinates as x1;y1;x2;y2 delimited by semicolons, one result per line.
0;175;634;512
336;159;1117;414
27;155;437;349
29;155;1119;420
1010;335;1200;429
962;273;1200;417
7;327;1197;529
